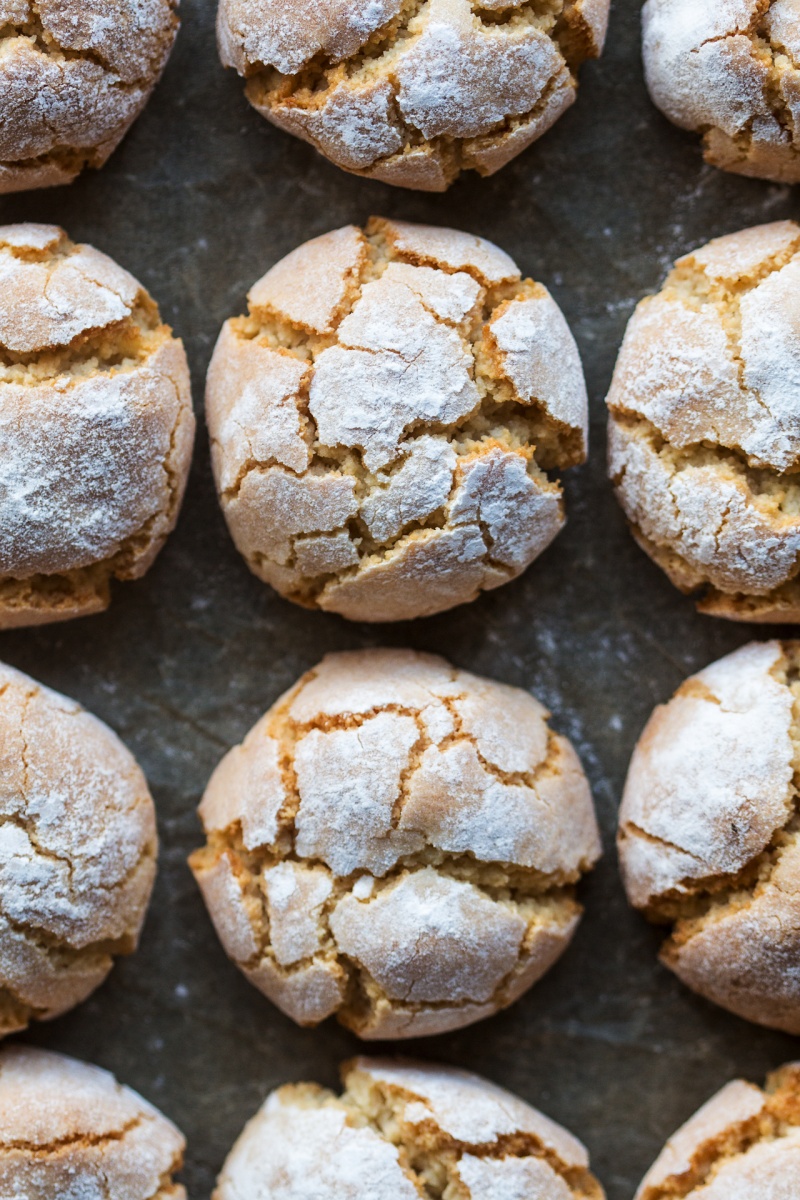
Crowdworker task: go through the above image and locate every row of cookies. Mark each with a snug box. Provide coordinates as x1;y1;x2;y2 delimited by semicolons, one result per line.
1;643;796;1041
2;1042;799;1197
5;2;800;194
2;216;799;627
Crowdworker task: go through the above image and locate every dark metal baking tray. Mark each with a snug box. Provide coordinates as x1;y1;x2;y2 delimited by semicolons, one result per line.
2;2;798;1196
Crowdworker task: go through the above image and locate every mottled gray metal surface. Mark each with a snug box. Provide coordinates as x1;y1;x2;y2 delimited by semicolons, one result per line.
1;2;798;1197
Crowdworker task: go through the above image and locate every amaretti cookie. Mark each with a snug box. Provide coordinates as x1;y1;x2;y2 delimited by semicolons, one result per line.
190;649;601;1039
206;218;588;623
213;1057;606;1200
0;224;195;628
618;640;800;1035
643;0;800;184
0;1045;185;1198
607;221;800;623
0;661;158;1036
635;1062;800;1200
217;0;610;191
0;0;180;193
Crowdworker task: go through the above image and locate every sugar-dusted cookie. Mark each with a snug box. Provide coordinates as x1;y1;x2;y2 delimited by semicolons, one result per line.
607;221;800;622
214;1057;605;1199
0;224;194;628
619;640;800;1033
0;0;180;193
207;218;588;622
217;0;609;190
0;661;158;1034
190;648;601;1038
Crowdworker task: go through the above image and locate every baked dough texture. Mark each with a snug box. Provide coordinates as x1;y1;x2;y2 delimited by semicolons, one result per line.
618;639;800;1035
607;220;800;624
213;1057;606;1199
643;0;800;184
0;1044;185;1198
635;1062;800;1200
0;661;158;1036
189;649;601;1039
0;223;195;629
206;217;588;623
0;0;180;193
216;0;609;190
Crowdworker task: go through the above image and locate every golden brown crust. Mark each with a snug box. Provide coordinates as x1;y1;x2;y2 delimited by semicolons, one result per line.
190;649;601;1039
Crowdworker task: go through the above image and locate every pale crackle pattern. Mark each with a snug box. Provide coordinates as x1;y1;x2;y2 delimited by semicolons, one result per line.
607;220;800;624
635;1062;800;1200
0;0;180;193
213;1057;605;1200
189;649;601;1040
618;640;800;1035
216;0;610;190
206;217;588;623
0;662;159;1036
0;223;195;629
0;1045;186;1199
644;0;800;184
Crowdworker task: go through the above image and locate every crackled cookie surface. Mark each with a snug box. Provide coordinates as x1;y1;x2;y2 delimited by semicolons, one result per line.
0;662;158;1035
0;1045;185;1198
217;0;609;190
190;649;601;1039
214;1057;606;1199
607;221;800;623
206;218;588;622
643;0;800;183
0;224;195;628
636;1062;800;1200
0;0;180;193
618;640;800;1034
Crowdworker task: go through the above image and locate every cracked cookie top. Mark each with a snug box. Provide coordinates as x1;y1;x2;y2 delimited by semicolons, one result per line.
206;217;588;623
0;661;158;1037
618;640;800;1034
643;0;800;184
0;223;195;629
0;0;180;194
0;1045;185;1199
635;1062;800;1200
606;221;800;624
213;1057;605;1199
216;0;610;190
189;648;601;1040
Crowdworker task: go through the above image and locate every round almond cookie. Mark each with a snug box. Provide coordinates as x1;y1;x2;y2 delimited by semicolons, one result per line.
635;1062;800;1200
607;220;800;624
0;1045;185;1198
0;0;180;194
189;649;601;1039
643;0;800;184
216;0;610;191
206;217;588;623
0;223;195;629
0;661;159;1036
213;1057;606;1200
618;640;800;1034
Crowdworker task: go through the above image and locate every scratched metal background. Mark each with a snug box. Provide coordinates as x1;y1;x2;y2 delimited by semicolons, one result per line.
1;2;799;1196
